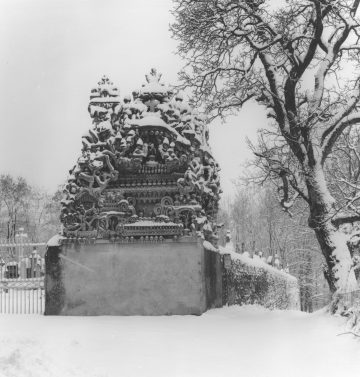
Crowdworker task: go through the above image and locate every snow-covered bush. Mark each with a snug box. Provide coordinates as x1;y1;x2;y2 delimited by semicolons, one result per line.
330;290;360;335
221;250;300;310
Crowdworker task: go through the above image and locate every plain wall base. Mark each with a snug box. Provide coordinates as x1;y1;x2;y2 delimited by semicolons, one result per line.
45;238;214;316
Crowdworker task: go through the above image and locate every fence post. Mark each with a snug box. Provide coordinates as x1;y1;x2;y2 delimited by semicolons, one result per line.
44;245;65;315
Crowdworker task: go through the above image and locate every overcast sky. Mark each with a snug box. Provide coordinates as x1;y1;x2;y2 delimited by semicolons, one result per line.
0;0;267;197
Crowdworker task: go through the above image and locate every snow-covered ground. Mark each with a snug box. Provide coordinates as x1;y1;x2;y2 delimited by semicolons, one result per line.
0;306;359;377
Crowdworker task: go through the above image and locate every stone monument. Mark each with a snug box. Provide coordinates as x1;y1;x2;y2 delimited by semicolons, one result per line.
46;70;222;315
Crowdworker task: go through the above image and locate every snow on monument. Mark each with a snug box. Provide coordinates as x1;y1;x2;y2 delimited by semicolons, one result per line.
60;69;221;244
45;70;223;316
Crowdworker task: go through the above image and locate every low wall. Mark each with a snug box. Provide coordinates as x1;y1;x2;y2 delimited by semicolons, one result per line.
45;237;222;316
221;249;300;310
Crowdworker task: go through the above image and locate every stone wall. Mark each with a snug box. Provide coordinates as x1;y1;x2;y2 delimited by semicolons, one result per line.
45;237;222;316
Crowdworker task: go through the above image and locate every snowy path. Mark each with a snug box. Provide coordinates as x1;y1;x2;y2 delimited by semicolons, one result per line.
0;306;359;377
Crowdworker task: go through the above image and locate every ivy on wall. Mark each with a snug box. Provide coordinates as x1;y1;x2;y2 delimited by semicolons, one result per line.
224;259;299;310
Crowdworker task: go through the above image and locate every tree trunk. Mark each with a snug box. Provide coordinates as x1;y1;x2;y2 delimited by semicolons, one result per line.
313;223;357;293
307;165;358;293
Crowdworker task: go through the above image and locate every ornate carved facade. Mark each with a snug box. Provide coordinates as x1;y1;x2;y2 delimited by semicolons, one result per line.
60;70;221;246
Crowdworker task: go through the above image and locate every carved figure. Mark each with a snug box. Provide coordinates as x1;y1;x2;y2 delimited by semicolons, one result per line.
61;70;221;246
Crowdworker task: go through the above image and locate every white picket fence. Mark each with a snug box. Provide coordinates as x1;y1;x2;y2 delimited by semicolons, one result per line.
0;278;45;314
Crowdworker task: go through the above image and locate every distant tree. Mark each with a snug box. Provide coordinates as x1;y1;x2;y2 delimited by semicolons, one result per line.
0;174;31;241
216;196;232;245
231;186;261;253
171;0;360;293
224;182;330;311
0;175;61;242
24;186;62;242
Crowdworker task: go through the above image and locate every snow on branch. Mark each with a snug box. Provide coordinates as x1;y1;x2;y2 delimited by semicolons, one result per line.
322;112;360;163
250;132;309;212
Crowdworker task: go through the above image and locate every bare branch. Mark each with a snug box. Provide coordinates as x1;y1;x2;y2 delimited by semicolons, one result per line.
322;112;360;163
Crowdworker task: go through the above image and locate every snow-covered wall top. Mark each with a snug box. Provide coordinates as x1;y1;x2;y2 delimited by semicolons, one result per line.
219;243;297;283
220;241;300;310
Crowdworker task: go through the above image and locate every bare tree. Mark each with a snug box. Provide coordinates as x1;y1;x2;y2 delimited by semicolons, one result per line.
231;185;261;252
0;175;31;241
230;184;289;258
24;187;62;242
0;175;61;242
171;0;360;293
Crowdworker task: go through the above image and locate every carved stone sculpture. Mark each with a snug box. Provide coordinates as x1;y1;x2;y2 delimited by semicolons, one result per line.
60;70;222;246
